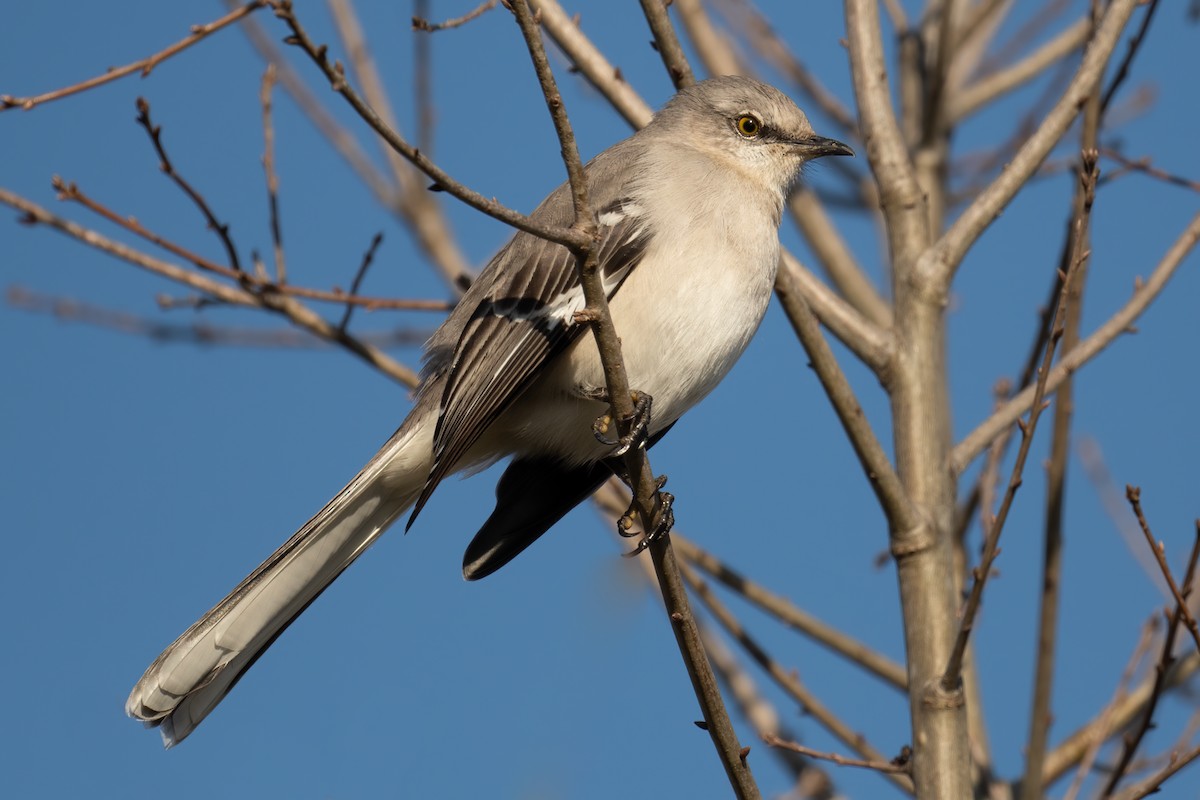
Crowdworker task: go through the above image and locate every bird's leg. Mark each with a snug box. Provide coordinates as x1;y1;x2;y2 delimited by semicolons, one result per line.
585;387;653;457
618;474;675;556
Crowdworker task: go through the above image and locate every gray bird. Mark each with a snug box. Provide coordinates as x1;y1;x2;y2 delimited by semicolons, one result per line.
126;75;852;746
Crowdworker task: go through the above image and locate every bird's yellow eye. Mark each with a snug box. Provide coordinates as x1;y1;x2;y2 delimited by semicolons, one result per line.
735;114;761;138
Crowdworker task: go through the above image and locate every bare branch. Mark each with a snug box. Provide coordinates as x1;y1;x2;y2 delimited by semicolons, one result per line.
7;285;429;351
639;0;695;89
1126;487;1200;657
678;561;913;794
0;1;267;112
260;64;287;284
764;734;912;776
950;18;1090;122
942;152;1099;692
52;177;449;312
411;0;498;32
529;0;654;129
510;2;757;796
271;0;589;251
952;209;1200;473
0;188;420;387
336;232;384;332
673;537;908;691
1102;525;1200;795
920;0;1139;288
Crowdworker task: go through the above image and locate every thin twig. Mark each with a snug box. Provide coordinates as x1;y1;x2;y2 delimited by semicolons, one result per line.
763;734;912;775
0;1;268;112
412;0;497;32
271;0;588;251
1111;743;1200;800
509;1;756;796
1100;0;1161;113
1020;62;1103;800
951;209;1200;473
942;152;1100;692
7;285;429;350
950;18;1090;122
919;0;1139;288
0;188;420;387
1061;617;1157;800
1102;526;1200;795
1101;148;1200;193
678;561;914;794
673;537;908;691
135;98;243;274
1127;486;1200;657
639;0;695;89
51;178;448;311
700;624;839;798
260;64;287;284
337;232;384;332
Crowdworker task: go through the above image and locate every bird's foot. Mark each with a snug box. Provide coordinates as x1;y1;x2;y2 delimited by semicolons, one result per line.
590;389;653;457
618;474;675;557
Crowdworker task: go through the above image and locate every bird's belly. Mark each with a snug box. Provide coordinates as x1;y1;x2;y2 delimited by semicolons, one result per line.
496;245;776;466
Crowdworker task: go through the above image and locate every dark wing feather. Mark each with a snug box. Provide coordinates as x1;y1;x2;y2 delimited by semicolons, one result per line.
461;422;676;580
407;200;651;525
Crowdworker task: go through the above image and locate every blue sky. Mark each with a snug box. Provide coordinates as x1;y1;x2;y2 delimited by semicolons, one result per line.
2;2;1198;798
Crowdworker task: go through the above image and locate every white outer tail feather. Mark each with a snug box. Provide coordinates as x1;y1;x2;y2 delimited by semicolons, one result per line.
126;423;428;747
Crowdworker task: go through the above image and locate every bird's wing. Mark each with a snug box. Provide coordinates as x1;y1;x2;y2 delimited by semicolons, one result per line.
461;422;676;580
408;198;652;523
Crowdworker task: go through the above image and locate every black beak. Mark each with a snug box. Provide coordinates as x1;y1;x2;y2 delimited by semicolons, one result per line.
794;135;855;159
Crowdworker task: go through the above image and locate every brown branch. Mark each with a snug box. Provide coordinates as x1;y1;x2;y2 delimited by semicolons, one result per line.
639;0;695;89
1042;650;1200;786
1061;617;1157;800
529;0;654;129
260;64;287;284
1127;487;1200;657
678;561;913;794
0;188;420;387
673;537;908;691
763;734;912;776
845;0;927;271
1111;743;1200;800
949;18;1090;122
7;285;429;350
951;208;1200;473
1102;525;1200;796
270;0;589;251
135;98;243;274
1020;65;1102;800
411;0;497;32
509;1;756;796
0;1;267;112
1100;0;1161;114
698;624;839;799
337;232;384;332
920;0;1139;288
941;151;1099;693
51;178;449;312
1101;148;1200;193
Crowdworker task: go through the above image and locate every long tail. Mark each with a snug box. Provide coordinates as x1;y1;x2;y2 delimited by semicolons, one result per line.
126;422;428;747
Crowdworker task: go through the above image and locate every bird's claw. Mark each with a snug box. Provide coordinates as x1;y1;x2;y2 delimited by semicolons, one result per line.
592;390;653;457
619;475;674;557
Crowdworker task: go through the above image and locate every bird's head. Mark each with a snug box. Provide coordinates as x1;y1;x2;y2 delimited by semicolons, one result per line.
654;75;853;194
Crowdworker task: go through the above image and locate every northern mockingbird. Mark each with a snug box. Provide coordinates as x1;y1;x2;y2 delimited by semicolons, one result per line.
127;75;852;746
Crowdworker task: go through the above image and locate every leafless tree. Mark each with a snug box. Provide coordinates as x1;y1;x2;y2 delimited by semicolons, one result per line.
4;2;1198;798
